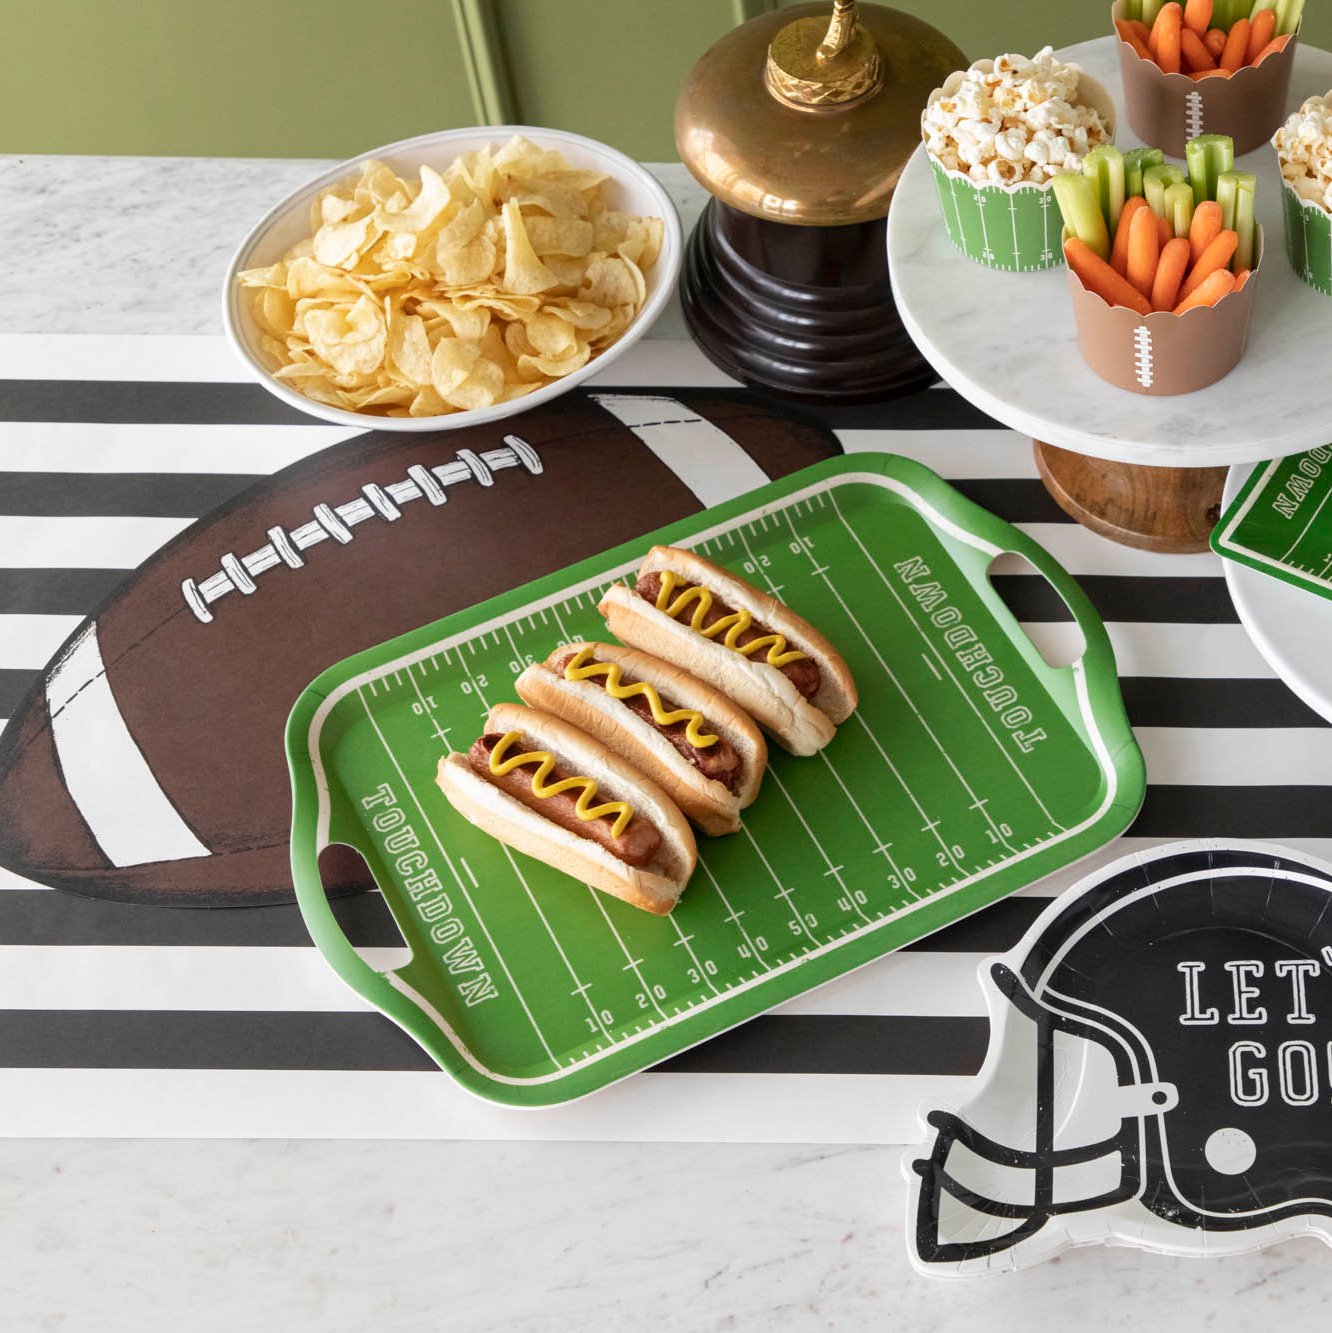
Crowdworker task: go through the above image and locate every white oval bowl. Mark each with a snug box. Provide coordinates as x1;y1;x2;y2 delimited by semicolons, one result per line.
222;125;683;431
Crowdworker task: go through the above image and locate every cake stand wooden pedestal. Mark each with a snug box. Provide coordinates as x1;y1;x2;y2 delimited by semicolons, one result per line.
887;36;1332;553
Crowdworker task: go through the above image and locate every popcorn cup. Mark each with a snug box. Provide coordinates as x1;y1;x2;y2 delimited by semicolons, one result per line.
1278;174;1332;295
1066;228;1262;395
1112;0;1298;157
924;71;1116;272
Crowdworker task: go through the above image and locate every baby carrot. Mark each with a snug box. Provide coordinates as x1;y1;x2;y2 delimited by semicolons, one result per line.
1118;20;1155;59
1127;204;1162;297
1112;196;1150;274
1248;6;1277;61
1184;0;1213;33
1191;66;1230;77
1129;17;1153;39
1221;17;1251;69
1155;2;1184;71
1178;229;1239;298
1189;199;1223;265
1203;26;1227;56
1158;213;1173;245
1254;32;1292;63
1151;237;1191;310
1234;268;1252;290
1174;269;1237;312
1181;26;1217;68
1065;238;1153;315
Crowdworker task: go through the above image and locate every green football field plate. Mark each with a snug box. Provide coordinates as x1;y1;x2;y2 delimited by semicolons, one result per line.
1212;446;1332;600
286;453;1145;1108
928;157;1063;271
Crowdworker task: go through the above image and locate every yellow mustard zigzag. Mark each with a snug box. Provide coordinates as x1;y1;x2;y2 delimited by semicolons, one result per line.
488;731;633;837
653;570;807;668
564;645;719;749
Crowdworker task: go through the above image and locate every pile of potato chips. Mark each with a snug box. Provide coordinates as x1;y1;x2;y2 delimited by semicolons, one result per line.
237;137;664;417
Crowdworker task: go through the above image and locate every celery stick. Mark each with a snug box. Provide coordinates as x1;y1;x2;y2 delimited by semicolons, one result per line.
1250;0;1278;16
1219;171;1258;268
1124;148;1165;200
1123;0;1141;17
1083;145;1127;233
1142;0;1165;23
1052;172;1111;260
1186;134;1234;205
1277;0;1305;33
1165;182;1196;239
1144;164;1186;218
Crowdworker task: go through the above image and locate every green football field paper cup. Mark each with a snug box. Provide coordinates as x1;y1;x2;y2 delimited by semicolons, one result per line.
1279;175;1332;296
923;69;1116;272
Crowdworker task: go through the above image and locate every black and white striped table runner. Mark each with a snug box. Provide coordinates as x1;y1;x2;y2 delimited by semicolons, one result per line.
0;333;1327;1142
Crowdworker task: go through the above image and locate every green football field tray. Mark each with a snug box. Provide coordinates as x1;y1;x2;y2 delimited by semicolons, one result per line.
286;453;1145;1108
1211;446;1332;600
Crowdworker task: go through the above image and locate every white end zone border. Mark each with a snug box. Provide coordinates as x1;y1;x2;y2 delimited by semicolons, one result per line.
300;471;1127;1091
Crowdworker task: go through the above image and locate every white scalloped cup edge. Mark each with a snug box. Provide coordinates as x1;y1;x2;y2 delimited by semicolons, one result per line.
221;126;683;432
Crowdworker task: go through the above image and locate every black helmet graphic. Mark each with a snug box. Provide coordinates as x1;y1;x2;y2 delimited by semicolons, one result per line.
910;843;1332;1274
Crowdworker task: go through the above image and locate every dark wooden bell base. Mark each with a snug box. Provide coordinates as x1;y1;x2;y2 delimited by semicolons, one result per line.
680;198;938;403
1034;441;1227;554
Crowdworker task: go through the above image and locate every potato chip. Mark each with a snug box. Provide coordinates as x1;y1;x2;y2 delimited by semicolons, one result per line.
523;216;593;257
238;136;663;417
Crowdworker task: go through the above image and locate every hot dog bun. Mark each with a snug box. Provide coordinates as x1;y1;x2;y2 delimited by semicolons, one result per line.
435;702;697;915
598;546;857;756
514;642;767;836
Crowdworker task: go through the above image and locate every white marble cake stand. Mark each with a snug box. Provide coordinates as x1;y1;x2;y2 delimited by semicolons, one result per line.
888;35;1332;551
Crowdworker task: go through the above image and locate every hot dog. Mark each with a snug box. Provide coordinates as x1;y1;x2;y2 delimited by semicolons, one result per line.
515;642;767;836
598;546;857;756
436;702;697;915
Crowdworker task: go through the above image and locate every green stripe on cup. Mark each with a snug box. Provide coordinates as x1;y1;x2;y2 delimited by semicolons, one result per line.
928;156;1062;272
1281;177;1332;297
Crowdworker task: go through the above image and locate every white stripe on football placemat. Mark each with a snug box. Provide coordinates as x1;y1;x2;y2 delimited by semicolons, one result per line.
0;615;81;669
0;1068;972;1143
0;946;988;1017
46;623;209;867
589;393;769;507
0;516;192;568
0;423;357;474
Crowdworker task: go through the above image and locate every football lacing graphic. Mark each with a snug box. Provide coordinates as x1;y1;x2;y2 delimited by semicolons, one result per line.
1132;325;1154;388
1185;90;1205;140
181;437;543;623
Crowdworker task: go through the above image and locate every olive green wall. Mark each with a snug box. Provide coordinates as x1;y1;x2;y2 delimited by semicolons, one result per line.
6;1;1330;160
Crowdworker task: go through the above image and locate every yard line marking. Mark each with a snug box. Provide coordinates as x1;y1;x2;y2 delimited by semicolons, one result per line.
814;749;920;902
500;620;525;670
828;488;1058;841
921;653;942;680
499;843;610;1042
459;857;479;889
549;599;574;642
455;642;493;714
765;765;870;927
407;669;450;745
778;508;965;874
588;889;668;1019
696;851;772;971
739;822;819;946
358;688;560;1068
669;915;721;996
781;506;1010;860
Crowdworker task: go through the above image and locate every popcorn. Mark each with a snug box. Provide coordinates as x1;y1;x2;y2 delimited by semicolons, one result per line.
1274;94;1332;212
921;47;1110;185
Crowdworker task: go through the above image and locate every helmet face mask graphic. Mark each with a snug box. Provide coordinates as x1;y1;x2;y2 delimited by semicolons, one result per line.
907;842;1332;1275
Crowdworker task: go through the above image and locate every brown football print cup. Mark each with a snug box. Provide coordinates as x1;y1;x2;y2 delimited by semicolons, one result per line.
1112;0;1298;157
1067;228;1263;395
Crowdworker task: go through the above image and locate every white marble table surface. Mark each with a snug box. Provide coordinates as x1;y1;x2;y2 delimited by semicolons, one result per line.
3;151;1330;1332
889;37;1332;468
